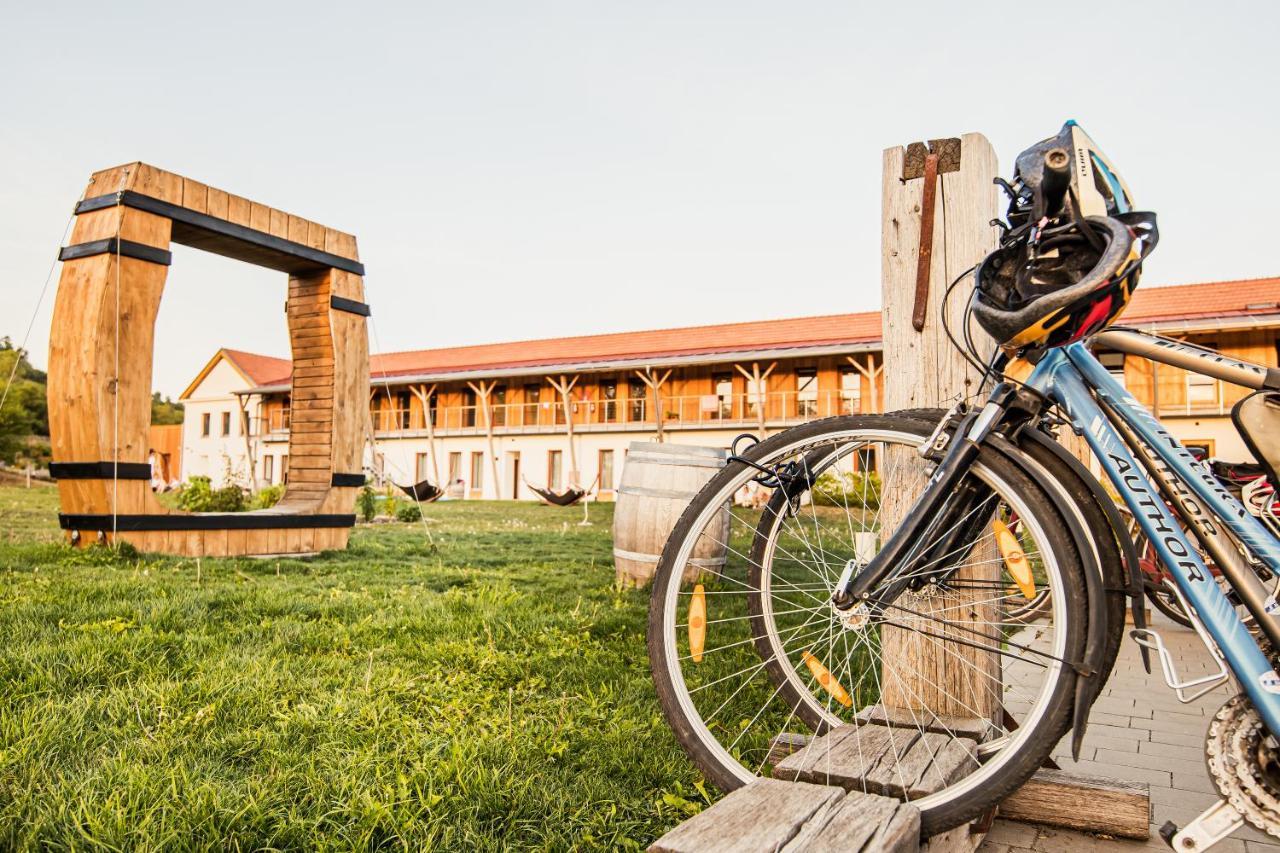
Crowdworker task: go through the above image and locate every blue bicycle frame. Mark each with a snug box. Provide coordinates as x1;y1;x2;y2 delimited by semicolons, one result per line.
1023;342;1280;736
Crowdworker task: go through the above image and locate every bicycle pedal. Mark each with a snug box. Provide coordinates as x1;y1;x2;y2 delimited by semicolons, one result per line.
1161;799;1243;850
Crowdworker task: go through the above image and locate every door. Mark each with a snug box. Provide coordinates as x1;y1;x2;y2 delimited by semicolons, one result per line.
507;451;521;500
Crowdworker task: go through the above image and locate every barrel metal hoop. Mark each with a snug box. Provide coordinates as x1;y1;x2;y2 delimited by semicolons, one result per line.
616;485;701;500
626;452;725;469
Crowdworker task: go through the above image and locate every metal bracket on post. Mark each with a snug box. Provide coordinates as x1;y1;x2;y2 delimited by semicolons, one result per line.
902;138;962;332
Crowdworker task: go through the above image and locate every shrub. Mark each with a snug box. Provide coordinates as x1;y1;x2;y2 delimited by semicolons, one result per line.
250;484;284;510
811;470;881;509
395;502;422;523
357;486;377;522
176;476;247;512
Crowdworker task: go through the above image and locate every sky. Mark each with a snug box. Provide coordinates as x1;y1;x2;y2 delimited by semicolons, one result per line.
2;1;1278;397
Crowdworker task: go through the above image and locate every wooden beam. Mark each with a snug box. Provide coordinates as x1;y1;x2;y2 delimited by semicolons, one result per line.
880;135;1002;720
997;769;1149;840
467;380;501;498
634;367;672;443
547;374;580;485
408;383;439;485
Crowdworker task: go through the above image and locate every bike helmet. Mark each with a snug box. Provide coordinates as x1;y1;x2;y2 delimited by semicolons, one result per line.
973;121;1159;352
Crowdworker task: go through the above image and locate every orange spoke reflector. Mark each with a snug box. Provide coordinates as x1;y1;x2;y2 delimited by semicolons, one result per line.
992;518;1036;599
800;650;852;708
688;584;706;663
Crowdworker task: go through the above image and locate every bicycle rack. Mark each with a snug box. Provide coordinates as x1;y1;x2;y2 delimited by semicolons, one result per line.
1130;581;1231;704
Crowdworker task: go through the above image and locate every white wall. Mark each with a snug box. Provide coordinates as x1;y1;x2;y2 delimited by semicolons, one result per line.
180;359;255;488
369;427;745;501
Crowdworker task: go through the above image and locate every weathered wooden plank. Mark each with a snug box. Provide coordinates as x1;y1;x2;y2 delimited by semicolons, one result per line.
269;209;288;239
648;778;846;853
856;705;993;741
784;790;919;852
773;724;977;802
766;733;812;766
998;769;1149;840
249;202;271;232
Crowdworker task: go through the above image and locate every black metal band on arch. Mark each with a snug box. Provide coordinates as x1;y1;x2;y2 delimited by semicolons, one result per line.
331;473;367;487
49;461;152;480
329;295;371;317
59;238;172;266
74;191;366;277
58;513;357;531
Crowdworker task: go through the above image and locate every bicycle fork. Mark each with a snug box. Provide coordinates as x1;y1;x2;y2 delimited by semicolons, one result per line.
832;386;1017;614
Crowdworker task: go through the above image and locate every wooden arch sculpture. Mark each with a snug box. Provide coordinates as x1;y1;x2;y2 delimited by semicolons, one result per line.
47;163;370;556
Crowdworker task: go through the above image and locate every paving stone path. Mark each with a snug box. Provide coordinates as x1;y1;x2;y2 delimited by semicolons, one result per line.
979;609;1280;853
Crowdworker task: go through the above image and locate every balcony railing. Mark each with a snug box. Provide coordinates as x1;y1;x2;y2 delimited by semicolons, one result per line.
365;390;871;437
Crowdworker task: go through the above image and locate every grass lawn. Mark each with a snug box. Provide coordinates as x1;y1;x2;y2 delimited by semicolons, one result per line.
0;485;708;850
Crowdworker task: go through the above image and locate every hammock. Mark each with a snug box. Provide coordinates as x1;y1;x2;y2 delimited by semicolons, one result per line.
523;473;598;507
395;478;444;503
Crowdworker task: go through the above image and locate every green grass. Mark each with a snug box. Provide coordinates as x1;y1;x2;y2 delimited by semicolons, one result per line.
0;486;708;851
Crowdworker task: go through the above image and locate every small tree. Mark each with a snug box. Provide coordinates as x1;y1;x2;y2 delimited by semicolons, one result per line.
0;339;49;466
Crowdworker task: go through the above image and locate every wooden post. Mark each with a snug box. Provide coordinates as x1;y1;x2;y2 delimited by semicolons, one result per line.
408;383;440;485
467;380;501;499
547;375;580;487
734;361;776;436
635;367;672;443
879;134;1002;720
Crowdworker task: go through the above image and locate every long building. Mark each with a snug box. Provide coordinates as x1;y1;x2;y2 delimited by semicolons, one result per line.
177;278;1280;499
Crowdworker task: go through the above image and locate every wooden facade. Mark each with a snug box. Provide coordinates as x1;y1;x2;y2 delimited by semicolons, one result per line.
48;163;369;555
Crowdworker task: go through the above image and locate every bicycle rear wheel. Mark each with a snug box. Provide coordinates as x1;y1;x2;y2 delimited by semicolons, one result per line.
647;415;1087;835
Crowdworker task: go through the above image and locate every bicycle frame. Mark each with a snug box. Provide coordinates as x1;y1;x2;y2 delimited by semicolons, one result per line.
1024;342;1280;735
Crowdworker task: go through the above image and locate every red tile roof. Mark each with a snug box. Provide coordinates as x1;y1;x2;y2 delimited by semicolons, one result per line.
1120;277;1280;324
222;349;292;386
223;277;1280;388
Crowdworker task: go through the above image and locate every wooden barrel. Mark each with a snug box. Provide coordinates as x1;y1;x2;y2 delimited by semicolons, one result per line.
613;442;729;588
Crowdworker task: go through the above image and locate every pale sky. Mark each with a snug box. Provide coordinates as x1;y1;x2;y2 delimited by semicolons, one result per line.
2;1;1277;397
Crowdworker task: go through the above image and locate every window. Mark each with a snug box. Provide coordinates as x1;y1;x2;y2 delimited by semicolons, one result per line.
839;368;861;415
448;452;462;484
221;411;231;436
713;373;733;419
492;386;507;427
463;388;477;428
240;409;251;436
797;368;818;418
1186;372;1219;408
470;452;484;493
854;447;878;473
1097;352;1126;389
415;453;431;481
281;454;289;485
396;391;411;430
263;455;274;484
201;413;211;437
628;380;647;422
601;381;618;423
523;384;540;426
599;449;615;491
548;450;563;491
553;386;566;425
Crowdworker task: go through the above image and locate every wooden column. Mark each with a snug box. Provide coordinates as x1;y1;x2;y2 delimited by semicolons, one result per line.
409;383;440;484
467;380;501;498
734;361;775;436
635;367;672;443
547;375;580;487
879;134;1002;719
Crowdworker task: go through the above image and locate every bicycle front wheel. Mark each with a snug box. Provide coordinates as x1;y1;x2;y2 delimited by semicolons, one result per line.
647;415;1087;835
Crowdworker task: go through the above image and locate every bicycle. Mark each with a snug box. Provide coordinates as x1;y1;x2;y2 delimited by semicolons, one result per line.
647;123;1280;848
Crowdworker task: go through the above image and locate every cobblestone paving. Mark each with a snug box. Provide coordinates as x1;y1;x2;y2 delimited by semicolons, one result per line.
978;610;1280;853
